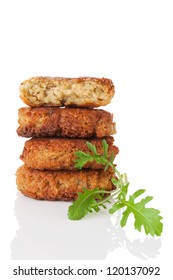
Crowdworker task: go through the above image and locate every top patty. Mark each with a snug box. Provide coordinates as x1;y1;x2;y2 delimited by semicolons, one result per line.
20;76;115;107
17;107;116;138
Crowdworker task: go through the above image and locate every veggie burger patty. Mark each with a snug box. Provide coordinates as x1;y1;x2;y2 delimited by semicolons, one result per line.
20;137;119;170
20;76;114;107
17;107;116;138
16;165;115;201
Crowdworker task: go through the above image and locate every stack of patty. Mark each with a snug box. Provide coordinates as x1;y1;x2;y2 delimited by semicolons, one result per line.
16;77;119;201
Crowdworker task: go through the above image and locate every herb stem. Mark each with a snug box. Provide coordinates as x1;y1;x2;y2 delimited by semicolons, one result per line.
91;188;121;208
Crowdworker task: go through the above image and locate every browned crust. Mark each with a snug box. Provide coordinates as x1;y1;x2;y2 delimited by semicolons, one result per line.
20;137;119;170
20;76;115;107
17;107;116;138
16;165;115;201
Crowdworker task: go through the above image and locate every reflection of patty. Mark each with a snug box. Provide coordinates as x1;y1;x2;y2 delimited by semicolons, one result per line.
17;107;116;138
16;165;115;201
20;76;115;107
20;137;119;170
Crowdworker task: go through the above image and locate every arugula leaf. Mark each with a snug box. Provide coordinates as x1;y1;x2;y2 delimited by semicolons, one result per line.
68;188;108;220
74;141;108;169
86;142;98;155
102;139;108;159
68;140;163;236
122;199;163;236
74;151;94;169
110;188;163;236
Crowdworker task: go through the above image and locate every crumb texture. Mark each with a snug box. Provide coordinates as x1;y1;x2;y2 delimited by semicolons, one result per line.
16;165;115;201
17;107;116;138
20;76;115;107
20;137;119;170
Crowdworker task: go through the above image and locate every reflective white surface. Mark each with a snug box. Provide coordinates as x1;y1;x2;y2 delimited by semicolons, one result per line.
0;1;173;278
11;193;161;260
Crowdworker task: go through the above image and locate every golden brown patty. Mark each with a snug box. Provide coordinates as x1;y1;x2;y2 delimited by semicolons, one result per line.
17;107;116;138
16;165;115;201
20;76;115;107
20;137;119;170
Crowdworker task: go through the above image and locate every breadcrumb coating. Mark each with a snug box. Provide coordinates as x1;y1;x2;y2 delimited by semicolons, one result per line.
20;137;119;170
17;107;116;138
16;165;115;201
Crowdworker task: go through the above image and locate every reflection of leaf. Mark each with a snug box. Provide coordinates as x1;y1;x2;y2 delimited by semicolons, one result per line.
127;238;161;260
109;211;161;259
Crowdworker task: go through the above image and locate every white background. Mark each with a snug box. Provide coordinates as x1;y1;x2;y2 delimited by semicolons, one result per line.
0;0;173;279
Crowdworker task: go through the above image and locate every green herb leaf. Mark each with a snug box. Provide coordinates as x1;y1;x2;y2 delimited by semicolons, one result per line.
110;189;163;236
86;142;98;155
68;188;107;220
102;139;108;159
74;151;94;169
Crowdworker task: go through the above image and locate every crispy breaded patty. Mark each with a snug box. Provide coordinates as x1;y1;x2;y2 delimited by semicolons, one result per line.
17;107;116;138
20;76;114;107
16;165;115;201
20;137;119;170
